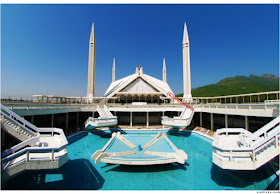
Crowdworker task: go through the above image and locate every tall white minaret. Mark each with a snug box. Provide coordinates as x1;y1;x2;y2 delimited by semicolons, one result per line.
87;21;96;101
183;22;192;100
163;58;166;82
112;58;116;82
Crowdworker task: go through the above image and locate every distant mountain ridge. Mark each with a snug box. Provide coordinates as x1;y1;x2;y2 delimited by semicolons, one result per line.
177;74;279;97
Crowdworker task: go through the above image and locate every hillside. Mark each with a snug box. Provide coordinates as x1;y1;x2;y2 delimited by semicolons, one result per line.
177;74;279;97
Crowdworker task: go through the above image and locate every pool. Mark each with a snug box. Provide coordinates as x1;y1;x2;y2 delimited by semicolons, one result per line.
3;130;278;190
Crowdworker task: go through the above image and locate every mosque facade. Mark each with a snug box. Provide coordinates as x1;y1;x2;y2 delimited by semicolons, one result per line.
86;21;192;104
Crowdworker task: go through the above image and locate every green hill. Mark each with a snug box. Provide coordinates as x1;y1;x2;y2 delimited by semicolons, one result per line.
177;74;279;97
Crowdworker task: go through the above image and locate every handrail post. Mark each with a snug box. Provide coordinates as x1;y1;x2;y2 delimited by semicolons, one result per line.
51;150;54;161
252;150;256;162
26;151;30;162
275;135;279;148
229;150;233;161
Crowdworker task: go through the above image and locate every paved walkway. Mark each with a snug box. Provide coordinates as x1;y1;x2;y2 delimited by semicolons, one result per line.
192;127;216;138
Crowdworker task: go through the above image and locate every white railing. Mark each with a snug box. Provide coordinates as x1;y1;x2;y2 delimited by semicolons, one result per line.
1;127;67;159
265;100;280;104
212;116;280;169
1;135;40;158
1;104;39;135
213;127;279;161
3;103;96;110
1;104;68;173
96;105;105;117
196;103;278;110
161;117;193;124
85;116;117;123
104;105;116;118
85;116;117;127
240;116;280;147
161;107;194;128
108;104;184;109
1;141;68;171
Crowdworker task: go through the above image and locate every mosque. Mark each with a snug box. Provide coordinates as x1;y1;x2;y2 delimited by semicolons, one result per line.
86;21;192;104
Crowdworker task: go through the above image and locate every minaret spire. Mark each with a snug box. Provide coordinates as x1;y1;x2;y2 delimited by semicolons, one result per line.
87;20;96;102
183;22;192;101
163;58;166;82
112;58;116;82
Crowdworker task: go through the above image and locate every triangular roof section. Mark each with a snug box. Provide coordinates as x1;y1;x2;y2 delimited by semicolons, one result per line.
104;74;137;97
120;77;159;93
141;74;173;95
104;72;174;98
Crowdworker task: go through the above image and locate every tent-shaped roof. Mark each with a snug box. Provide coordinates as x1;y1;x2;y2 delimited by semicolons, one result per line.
104;69;174;98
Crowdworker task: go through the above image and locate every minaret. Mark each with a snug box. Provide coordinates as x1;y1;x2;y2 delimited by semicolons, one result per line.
163;58;166;82
87;21;96;102
112;58;116;82
183;22;192;100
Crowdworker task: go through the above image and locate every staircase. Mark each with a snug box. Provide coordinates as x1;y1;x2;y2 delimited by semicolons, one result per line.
161;106;194;128
212;116;280;170
1;104;39;142
1;104;68;184
85;105;118;129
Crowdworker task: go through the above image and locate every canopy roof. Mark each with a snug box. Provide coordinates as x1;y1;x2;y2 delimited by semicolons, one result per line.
104;68;174;98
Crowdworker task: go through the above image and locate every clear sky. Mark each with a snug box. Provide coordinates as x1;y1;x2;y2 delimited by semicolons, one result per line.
1;4;279;99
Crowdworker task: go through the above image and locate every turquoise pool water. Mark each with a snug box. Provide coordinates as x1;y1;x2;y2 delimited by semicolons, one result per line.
3;130;278;190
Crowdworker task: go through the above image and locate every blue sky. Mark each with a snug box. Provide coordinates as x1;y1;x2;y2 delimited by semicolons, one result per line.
1;4;279;99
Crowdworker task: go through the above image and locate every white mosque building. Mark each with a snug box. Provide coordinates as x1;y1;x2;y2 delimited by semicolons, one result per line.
86;21;192;104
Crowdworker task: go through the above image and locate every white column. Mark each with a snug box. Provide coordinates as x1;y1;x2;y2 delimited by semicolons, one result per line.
245;116;249;130
146;112;149;128
225;114;228;128
210;113;214;130
130;112;133;127
200;112;203;126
